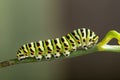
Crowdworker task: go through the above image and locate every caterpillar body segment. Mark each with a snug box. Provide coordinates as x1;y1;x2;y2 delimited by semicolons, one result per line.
17;28;99;60
52;38;62;58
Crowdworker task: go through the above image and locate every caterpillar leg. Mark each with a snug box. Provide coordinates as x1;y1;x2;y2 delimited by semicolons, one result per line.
35;55;43;60
45;54;52;60
54;53;61;58
82;46;88;50
63;51;70;57
17;54;26;61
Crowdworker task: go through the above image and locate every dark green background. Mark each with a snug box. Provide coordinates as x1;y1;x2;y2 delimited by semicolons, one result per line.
0;0;120;80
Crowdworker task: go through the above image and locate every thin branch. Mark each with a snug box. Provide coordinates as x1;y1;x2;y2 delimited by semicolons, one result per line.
99;45;120;52
0;46;98;68
0;30;120;69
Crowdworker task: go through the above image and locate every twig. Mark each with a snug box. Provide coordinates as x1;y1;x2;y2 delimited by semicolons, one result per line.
0;30;120;69
0;47;98;68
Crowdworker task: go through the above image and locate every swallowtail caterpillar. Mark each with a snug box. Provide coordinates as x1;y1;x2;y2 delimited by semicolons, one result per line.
17;28;99;60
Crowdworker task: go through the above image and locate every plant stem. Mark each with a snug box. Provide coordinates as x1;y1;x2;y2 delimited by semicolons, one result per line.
0;46;98;68
0;30;120;69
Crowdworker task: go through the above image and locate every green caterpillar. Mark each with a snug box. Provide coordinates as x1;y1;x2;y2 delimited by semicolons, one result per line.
17;28;99;60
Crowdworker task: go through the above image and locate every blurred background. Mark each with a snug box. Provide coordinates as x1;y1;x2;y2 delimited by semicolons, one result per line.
0;0;120;80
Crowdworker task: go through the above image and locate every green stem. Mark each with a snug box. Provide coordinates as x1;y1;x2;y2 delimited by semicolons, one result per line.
0;47;98;68
99;45;120;52
97;30;120;51
0;30;120;69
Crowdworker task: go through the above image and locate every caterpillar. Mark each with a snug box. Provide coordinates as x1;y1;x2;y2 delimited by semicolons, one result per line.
17;28;99;60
